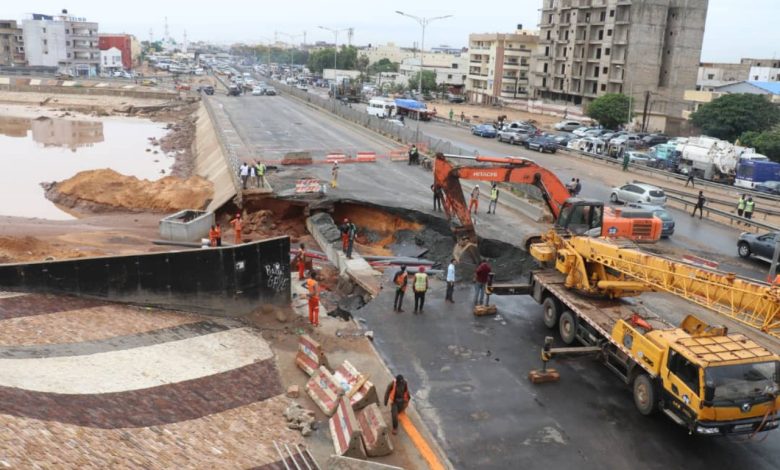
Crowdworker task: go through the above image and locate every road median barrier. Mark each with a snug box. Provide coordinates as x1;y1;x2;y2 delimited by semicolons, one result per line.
329;396;367;459
333;360;379;410
357;403;394;457
305;366;341;416
295;334;329;377
326;153;349;164
356;151;377;162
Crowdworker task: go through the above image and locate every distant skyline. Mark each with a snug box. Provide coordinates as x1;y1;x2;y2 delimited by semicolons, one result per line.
6;0;778;63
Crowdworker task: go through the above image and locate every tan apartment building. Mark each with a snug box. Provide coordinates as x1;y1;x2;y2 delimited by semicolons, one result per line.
466;28;538;104
0;20;25;66
532;0;708;134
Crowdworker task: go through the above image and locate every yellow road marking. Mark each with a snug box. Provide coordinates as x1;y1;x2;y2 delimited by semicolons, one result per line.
399;412;445;470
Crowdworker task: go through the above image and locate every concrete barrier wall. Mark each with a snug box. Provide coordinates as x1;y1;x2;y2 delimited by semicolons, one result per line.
194;102;239;211
0;76;177;100
0;237;291;317
159;210;215;242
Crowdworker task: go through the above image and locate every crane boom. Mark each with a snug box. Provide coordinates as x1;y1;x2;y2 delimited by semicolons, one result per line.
534;234;780;339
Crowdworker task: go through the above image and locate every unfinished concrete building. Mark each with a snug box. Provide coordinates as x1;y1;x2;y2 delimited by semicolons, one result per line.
0;20;25;66
532;0;708;134
466;28;538;104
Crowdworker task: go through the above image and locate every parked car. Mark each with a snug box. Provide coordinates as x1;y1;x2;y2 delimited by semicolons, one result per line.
198;85;215;95
737;231;779;262
572;126;599;137
251;87;265;96
296;83;308;91
602;131;626;141
626;203;676;237
447;93;465;103
387;119;405;127
498;128;532;145
526;136;559;153
552;133;575;147
610;134;642;146
642;134;669;146
502;121;536;133
264;86;277;95
472;124;498;138
227;85;242;96
554;120;582;132
625;151;653;165
610;183;667;205
755;181;780;195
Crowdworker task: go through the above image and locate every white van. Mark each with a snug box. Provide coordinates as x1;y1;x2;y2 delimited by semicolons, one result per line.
367;98;396;118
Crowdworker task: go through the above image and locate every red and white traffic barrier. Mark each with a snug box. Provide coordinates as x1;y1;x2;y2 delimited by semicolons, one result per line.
326;153;349;163
333;360;378;410
305;366;341;416
356;151;377;162
681;254;719;270
295;178;322;193
329;397;367;459
295;335;329;377
357;403;393;457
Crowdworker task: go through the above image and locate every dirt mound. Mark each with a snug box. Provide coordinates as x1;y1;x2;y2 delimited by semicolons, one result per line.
241;209;307;240
0;236;99;263
44;169;213;214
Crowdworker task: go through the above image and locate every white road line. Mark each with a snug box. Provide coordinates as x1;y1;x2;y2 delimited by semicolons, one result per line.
0;327;272;394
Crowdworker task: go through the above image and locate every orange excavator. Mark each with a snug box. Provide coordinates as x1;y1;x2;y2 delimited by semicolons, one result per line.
432;153;662;260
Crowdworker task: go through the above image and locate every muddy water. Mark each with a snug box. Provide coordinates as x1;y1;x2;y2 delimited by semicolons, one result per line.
0;114;168;220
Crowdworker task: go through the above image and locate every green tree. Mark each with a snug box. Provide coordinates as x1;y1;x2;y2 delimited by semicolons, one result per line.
407;70;437;94
368;58;399;74
691;93;780;142
586;93;630;129
740;127;780;162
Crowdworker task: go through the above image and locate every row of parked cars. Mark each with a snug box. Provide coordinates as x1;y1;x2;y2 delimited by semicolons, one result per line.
472;121;562;153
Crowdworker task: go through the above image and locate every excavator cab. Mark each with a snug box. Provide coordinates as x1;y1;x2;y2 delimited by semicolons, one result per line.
554;199;604;237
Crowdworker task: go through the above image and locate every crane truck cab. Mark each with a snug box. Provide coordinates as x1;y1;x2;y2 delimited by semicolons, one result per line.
553;198;604;237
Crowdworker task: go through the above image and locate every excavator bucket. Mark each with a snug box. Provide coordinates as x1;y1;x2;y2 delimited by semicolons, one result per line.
453;240;481;265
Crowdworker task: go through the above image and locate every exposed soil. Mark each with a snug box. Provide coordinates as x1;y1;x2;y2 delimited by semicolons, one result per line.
43;169;214;214
0;235;104;263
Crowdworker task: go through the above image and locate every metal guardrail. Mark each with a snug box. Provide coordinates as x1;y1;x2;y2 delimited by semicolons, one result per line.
665;194;779;233
637;181;780;219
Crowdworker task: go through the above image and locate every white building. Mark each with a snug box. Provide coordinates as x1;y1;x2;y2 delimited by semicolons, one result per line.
399;54;469;88
100;47;122;71
22;10;99;76
748;67;780;82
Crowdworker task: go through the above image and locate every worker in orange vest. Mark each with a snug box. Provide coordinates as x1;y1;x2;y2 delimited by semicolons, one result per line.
392;265;408;312
208;225;218;247
384;374;411;435
214;223;222;247
340;218;350;252
296;243;307;279
305;271;320;327
230;213;243;244
469;185;480;214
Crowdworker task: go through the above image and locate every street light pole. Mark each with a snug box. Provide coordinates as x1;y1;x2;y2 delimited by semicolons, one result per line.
396;11;452;141
318;26;349;71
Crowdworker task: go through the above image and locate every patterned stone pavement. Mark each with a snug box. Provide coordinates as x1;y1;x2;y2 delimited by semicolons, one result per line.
0;293;300;469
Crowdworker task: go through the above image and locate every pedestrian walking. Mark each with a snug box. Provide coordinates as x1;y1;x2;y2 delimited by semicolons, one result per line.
445;258;456;302
412;266;428;314
255;161;266;188
305;271;320;327
384;375;411;435
296;243;306;279
431;184;444;211
736;194;746;219
744;196;755;221
248;163;257;188
691;190;705;219
473;260;492;306
469;185;480;214
408;145;419;165
229;213;243;244
621;149;630;171
574;178;582;197
685;172;695;187
341;218;357;258
460;111;465;122
392;265;408;312
208;224;218;247
449;108;454;121
215;223;222;246
331;161;339;188
487;183;499;214
239;162;249;189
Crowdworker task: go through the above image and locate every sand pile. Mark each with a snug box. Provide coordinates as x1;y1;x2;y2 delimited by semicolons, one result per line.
0;236;98;263
44;169;213;214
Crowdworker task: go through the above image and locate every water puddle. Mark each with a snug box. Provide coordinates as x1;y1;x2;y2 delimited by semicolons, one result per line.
0;114;169;220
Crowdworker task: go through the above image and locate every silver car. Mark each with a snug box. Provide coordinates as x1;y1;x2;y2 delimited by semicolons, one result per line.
610;183;667;205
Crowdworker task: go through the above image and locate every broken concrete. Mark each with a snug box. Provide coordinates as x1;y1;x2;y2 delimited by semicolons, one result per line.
283;401;317;437
326;455;404;470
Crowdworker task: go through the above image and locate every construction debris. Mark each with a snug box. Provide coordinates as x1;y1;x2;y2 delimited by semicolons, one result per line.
283;402;317;437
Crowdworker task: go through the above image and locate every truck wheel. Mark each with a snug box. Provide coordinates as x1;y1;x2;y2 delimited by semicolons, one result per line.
737;242;751;258
542;297;560;329
633;374;657;416
558;310;577;345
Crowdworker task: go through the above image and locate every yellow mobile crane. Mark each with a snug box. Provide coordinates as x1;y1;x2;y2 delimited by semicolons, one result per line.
492;198;780;435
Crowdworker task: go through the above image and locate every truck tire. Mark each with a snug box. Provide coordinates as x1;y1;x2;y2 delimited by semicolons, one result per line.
542;297;560;329
559;310;577;345
633;374;657;416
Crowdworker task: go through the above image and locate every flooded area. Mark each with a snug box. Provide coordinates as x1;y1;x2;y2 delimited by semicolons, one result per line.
0;114;169;220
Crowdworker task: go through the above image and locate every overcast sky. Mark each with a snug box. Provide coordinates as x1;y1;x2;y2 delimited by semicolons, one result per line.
8;0;779;62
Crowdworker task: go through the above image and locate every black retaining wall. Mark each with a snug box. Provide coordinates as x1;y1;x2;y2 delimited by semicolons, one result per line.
0;237;291;317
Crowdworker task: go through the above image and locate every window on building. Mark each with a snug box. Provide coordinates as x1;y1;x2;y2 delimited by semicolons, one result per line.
600;11;606;22
594;67;600;77
585;13;591;22
605;48;611;56
447;74;453;79
43;39;47;45
610;9;615;17
42;28;46;33
598;30;604;40
707;73;714;80
601;84;607;91
545;46;550;56
592;82;597;94
66;41;70;46
542;78;547;87
607;29;613;36
561;64;565;74
603;67;608;74
754;75;760;80
563;47;567;57
549;14;553;23
452;63;458;69
543;63;548;73
565;30;569;40
596;48;602;59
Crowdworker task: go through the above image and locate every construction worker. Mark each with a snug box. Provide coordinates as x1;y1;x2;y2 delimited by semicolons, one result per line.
305;271;320;327
474;259;492;306
384;374;411;435
255;161;266;188
469;185;480;214
230;213;243;244
392;265;408;312
448;108;454;121
248;163;257;188
691;191;705;219
215;223;222;247
340;218;350;252
208;225;218;247
331;161;339;188
239;162;249;189
412;266;428;314
445;258;456;303
408;145;419;165
296;243;306;279
431;184;444;211
341;218;357;258
744;196;755;221
621;149;630;171
737;194;746;220
487;183;499;214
